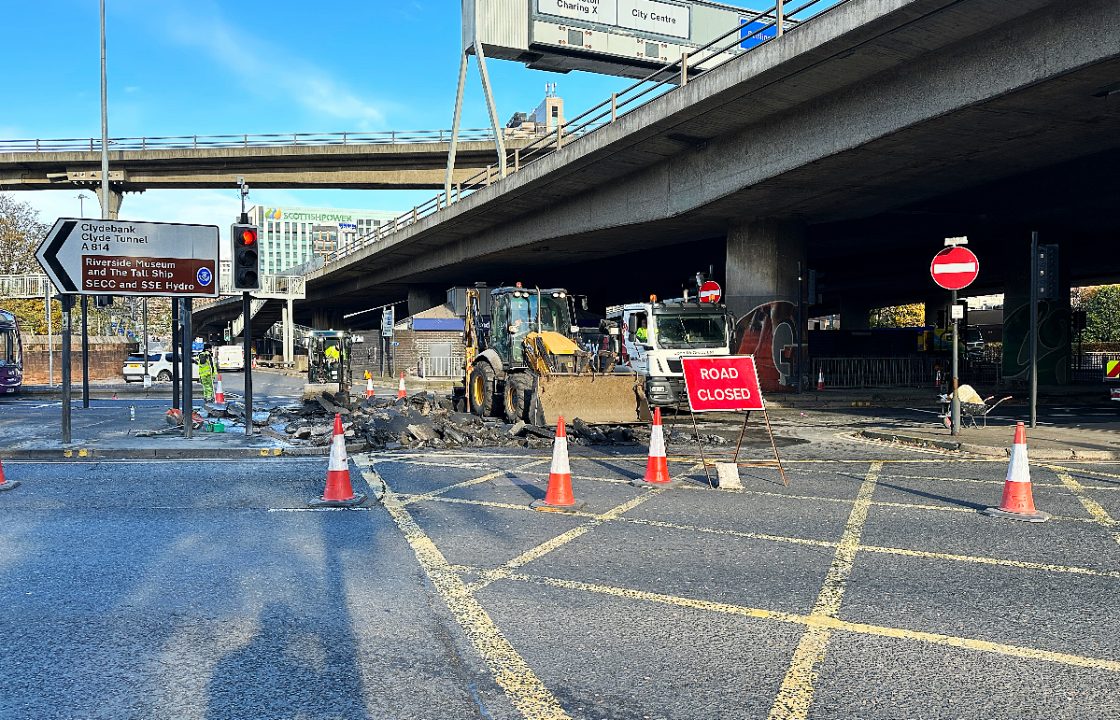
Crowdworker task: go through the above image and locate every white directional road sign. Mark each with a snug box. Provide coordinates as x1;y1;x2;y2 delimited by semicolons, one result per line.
36;218;220;298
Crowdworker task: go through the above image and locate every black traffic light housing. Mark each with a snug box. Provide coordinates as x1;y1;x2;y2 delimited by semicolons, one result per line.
231;223;260;290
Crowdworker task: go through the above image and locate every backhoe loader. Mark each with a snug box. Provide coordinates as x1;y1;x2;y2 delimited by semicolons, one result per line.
461;285;649;426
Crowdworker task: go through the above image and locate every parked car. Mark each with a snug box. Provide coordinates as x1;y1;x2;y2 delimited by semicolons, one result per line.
122;353;199;383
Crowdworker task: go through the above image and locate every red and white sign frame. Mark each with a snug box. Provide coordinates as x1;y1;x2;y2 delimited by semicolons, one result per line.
681;355;765;412
930;246;979;291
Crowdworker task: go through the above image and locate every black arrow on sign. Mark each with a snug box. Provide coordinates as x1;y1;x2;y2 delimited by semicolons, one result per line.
44;220;78;292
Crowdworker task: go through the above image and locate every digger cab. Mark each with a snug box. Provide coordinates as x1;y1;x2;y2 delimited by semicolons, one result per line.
307;330;353;387
488;287;575;367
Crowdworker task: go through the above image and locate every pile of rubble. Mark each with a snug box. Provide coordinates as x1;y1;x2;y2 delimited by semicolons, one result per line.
154;389;732;451
268;391;650;451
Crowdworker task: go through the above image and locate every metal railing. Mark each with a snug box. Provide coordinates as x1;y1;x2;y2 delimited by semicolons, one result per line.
0;274;55;299
0;127;537;154
420;355;465;378
815;357;940;389
319;0;842;269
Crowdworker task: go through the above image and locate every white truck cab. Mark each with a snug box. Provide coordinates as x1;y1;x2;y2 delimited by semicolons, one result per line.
607;297;732;406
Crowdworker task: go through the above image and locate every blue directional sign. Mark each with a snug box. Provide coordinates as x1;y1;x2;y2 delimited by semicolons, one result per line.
740;18;777;49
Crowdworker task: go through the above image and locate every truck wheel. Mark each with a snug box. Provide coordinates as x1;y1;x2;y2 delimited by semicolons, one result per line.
469;363;496;417
504;373;530;423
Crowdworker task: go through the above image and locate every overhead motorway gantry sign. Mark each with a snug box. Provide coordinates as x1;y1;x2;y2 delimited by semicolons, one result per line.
36;218;219;298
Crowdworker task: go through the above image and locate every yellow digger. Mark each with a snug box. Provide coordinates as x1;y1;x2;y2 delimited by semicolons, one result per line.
461;285;648;426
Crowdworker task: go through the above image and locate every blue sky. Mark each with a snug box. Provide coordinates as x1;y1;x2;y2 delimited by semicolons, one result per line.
4;0;769;246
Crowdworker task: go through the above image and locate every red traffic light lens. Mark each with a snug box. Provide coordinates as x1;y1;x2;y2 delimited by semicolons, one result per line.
238;229;257;246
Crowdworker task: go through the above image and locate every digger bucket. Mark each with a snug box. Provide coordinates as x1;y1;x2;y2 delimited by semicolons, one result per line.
531;373;651;426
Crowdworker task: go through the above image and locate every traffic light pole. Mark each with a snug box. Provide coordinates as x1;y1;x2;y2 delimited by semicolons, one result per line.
243;291;253;437
182;298;193;439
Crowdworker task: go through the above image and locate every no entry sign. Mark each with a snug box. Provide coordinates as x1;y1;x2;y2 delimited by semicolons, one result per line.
699;280;722;303
682;355;764;412
930;246;979;291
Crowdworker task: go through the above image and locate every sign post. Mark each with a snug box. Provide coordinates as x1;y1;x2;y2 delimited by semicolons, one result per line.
930;238;979;436
681;355;788;486
36;217;219;442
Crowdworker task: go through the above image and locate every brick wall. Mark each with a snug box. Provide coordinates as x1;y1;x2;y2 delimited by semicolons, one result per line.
21;336;132;384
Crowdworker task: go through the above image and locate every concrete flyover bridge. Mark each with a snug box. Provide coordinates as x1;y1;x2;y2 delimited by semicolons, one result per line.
203;0;1120;389
0;128;544;218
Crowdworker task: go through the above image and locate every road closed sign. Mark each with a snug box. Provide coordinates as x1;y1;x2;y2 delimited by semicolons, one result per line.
682;355;765;412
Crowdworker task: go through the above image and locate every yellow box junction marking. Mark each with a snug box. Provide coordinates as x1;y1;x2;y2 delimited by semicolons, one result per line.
500;570;1120;674
768;461;882;720
381;489;573;720
1053;469;1120;546
399;459;550;506
467;492;660;594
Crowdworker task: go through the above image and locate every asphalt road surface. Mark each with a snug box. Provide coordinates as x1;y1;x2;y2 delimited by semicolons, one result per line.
2;425;1119;718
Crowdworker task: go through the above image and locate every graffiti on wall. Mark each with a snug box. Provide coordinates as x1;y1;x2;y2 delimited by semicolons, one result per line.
1001;299;1070;384
734;300;797;392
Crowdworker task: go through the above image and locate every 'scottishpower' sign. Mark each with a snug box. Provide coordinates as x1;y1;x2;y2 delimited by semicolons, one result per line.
681;355;764;412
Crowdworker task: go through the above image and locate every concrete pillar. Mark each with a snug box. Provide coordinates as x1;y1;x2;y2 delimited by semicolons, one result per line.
1001;230;1071;385
726;218;805;392
97;189;124;220
407;284;445;317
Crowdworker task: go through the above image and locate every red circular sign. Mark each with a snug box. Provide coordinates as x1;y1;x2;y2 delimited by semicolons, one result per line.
930;246;979;291
699;280;722;303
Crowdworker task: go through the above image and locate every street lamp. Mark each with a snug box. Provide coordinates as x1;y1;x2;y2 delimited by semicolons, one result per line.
76;193;91;218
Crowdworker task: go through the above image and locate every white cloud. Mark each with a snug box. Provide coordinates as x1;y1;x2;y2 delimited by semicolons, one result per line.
161;3;388;129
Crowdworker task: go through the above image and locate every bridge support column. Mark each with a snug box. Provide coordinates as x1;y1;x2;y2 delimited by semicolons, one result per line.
407;285;445;317
282;298;295;366
726;218;805;392
96;189;124;220
1001;230;1071;386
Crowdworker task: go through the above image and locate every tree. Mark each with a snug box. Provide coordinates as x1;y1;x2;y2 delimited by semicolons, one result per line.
1075;285;1120;343
0;193;47;275
870;303;926;329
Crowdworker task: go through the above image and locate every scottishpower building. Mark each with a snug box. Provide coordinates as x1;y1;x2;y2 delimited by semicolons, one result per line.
248;205;398;275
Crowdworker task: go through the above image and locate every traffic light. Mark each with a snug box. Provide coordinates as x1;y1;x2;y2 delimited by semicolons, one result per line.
231;223;260;290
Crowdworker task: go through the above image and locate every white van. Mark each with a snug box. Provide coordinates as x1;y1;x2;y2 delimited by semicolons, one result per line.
216;345;244;372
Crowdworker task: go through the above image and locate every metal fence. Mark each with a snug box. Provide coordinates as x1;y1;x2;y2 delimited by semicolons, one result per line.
420;355;464;379
0;274;54;299
814;357;940;389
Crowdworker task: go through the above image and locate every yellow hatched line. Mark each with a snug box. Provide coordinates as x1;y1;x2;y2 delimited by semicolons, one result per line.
768;461;882;720
396;493;598;518
399;459;550;506
501;571;1120;674
381;489;572;720
467;493;660;593
1053;469;1120;547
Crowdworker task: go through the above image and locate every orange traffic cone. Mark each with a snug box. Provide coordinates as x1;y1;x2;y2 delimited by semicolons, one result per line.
984;422;1049;522
817;369;825;391
397;372;407;400
214;374;225;404
531;416;585;512
310;413;366;508
0;457;19;492
632;407;675;487
365;372;375;399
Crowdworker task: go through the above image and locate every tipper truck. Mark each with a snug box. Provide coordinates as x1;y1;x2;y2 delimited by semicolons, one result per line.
608;295;732;407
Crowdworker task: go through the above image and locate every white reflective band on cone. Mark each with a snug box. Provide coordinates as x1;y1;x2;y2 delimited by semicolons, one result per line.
328;432;348;472
550;435;570;476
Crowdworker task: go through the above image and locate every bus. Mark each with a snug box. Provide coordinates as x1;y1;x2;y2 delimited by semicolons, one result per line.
0;309;23;395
